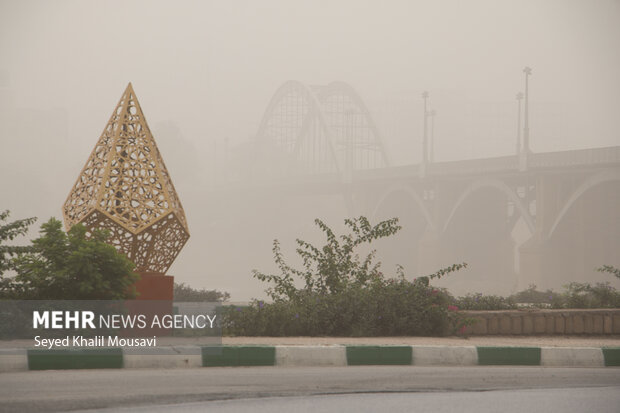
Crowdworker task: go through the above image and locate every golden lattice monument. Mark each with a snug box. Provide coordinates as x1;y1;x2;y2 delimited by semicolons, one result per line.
63;83;189;299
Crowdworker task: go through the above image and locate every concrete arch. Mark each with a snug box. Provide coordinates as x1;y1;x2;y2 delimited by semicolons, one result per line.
548;169;620;239
371;183;435;231
442;178;535;235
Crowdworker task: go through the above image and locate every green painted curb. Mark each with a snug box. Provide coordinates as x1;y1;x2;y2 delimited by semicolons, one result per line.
27;348;123;370
202;346;276;367
346;346;412;365
477;346;541;365
602;347;620;367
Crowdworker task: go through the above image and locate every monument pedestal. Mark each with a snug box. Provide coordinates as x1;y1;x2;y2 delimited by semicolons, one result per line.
134;272;174;300
125;272;175;337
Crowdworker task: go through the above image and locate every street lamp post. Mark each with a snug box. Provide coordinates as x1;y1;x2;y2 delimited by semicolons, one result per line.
429;109;436;162
516;92;523;155
522;67;532;154
422;91;429;166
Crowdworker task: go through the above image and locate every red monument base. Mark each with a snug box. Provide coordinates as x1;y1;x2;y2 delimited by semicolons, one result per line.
125;272;175;337
134;272;174;300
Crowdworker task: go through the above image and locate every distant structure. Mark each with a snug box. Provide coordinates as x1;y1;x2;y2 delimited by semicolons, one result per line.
254;81;390;179
63;83;189;299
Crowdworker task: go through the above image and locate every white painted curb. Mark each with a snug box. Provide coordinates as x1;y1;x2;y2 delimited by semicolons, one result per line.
276;345;347;366
412;345;478;366
541;347;605;367
0;349;28;372
0;346;615;370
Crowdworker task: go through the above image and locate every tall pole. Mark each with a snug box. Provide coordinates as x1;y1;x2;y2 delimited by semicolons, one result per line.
429;109;436;162
523;67;532;154
422;91;429;165
516;92;523;155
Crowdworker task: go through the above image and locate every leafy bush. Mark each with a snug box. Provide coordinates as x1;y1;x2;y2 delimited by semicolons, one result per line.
451;275;620;311
452;293;517;310
509;284;557;305
551;282;620;309
174;282;230;302
223;216;468;336
223;276;466;337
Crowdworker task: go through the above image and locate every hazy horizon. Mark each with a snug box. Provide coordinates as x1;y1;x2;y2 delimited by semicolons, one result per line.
1;0;619;301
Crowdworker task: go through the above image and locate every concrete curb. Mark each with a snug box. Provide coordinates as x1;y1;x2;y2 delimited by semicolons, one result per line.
1;345;619;371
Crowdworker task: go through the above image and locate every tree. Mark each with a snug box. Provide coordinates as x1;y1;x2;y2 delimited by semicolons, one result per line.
173;282;230;302
10;218;139;299
0;210;37;297
0;210;36;275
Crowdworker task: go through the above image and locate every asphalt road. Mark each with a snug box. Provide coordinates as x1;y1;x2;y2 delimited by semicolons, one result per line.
73;387;620;413
1;366;619;412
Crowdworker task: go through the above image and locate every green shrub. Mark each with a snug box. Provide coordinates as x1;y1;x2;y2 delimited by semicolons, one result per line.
509;284;557;305
452;293;517;310
452;275;620;311
222;216;468;336
173;282;230;302
551;282;620;309
222;275;467;336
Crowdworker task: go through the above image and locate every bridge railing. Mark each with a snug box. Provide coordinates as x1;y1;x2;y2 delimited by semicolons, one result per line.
530;146;620;169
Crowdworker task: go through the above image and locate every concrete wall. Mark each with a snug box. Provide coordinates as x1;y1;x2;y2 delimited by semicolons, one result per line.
462;309;620;336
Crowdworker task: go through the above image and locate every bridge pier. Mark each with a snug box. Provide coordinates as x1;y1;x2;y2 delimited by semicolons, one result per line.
518;233;548;291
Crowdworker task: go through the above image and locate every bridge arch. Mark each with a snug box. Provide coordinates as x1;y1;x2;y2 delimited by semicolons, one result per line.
254;80;340;175
314;82;390;168
254;80;390;179
371;183;435;231
437;177;534;295
442;178;535;235
548;169;620;239
369;183;434;277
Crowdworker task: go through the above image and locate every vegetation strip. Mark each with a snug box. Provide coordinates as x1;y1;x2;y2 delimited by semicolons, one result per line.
346;346;413;365
27;348;123;370
476;346;541;365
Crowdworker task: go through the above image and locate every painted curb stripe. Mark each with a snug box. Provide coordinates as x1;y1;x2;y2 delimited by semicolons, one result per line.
2;346;617;370
275;345;347;366
202;346;276;367
346;346;412;365
477;346;541;365
27;348;123;370
411;346;478;366
540;347;604;367
0;349;28;372
602;347;620;367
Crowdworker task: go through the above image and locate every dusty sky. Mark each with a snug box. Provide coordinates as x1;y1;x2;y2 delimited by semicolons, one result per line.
1;0;619;300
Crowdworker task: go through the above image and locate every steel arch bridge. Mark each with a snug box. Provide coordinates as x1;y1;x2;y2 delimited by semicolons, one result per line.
253;81;390;179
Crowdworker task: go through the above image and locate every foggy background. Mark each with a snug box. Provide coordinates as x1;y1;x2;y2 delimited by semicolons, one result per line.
1;0;619;301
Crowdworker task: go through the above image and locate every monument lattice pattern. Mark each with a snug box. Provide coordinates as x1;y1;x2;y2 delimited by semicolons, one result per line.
63;83;189;274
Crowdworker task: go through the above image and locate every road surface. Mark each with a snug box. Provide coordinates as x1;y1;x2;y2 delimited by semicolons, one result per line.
1;366;619;412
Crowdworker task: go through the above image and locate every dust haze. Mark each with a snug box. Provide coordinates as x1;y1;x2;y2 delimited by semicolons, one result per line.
1;0;619;301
